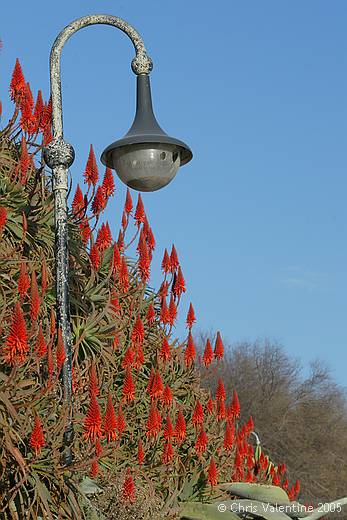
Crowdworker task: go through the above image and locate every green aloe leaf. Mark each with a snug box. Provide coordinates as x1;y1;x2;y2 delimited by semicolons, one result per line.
305;498;347;520
78;476;103;496
219;483;290;505
180;501;241;520
217;500;296;520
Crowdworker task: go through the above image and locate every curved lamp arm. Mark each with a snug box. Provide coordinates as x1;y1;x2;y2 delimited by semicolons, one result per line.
49;14;153;138
43;15;153;465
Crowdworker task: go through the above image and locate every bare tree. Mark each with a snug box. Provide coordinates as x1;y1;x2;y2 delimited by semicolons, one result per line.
198;335;347;504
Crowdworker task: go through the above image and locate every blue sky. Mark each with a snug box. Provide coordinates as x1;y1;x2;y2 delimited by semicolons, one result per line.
1;1;346;386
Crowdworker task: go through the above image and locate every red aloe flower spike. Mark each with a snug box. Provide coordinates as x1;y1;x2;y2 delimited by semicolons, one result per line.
121;211;127;230
161;384;173;407
134;343;145;370
282;477;289;490
163;415;174;440
173;266;186;298
161;248;171;274
89;361;99;397
124;188;133;214
159;280;169;299
33;89;44;129
272;472;280;486
162;441;174;464
160;337;171;362
122;468;135;503
40;97;52;131
247;415;254;432
195;426;208;455
18;261;30;299
174;409;186;445
147;227;155;251
134;194;145;226
56;328;66;372
224;422;235;451
136;228;145;253
160;298;170;325
19;135;31;183
231;390;241;418
18;82;31;116
20;83;36;135
122;346;135;368
80;218;91;244
226;403;234;423
95;222;112;251
83;144;99;186
192;400;204;427
206;397;214;415
131;315;145;345
90;243;100;271
30;271;40;322
95;438;103;457
168;295;177;326
137;438;145;465
207;457;218;487
72;184;84;215
35;323;47;357
10;58;26;101
117;404;126;435
102;167;115;197
5;302;29;365
170;245;179;273
279;463;286;475
150;370;164;399
122;366;136;402
29;415;45;455
90;459;99;478
83;394;102;441
103;392;117;442
119;257;129;293
146;403;161;438
246;470;254;483
91;186;106;215
111;242;121;273
214;331;224;360
184;331;196;367
143;215;150;237
203;339;214;368
138;233;150;282
0;206;7;232
234;449;243;470
186;303;196;329
216;400;226;421
146;303;155;325
146;367;155;393
294;480;300;495
42;123;53;145
216;378;226;402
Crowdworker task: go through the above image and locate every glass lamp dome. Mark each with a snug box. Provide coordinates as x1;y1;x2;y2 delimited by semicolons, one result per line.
101;74;192;192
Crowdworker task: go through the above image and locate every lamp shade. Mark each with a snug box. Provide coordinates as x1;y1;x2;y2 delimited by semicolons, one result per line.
101;74;192;192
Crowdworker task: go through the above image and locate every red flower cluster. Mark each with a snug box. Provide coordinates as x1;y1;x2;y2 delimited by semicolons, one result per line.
5;302;29;364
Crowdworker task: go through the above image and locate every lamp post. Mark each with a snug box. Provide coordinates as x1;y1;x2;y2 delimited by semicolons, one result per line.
43;14;192;464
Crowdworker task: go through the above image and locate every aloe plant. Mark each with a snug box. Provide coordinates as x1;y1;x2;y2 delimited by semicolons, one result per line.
0;58;338;520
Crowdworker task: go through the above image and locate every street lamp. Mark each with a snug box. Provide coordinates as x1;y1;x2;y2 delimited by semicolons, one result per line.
43;14;192;463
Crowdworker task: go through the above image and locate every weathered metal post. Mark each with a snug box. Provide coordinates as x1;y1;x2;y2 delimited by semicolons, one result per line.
43;14;153;464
